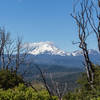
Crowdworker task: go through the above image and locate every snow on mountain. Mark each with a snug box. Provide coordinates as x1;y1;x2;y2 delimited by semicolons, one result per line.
88;49;100;55
72;49;100;56
72;50;83;56
24;41;99;56
25;41;69;56
23;42;100;67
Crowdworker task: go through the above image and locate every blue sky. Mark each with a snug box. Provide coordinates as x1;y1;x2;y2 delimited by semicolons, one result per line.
0;0;97;52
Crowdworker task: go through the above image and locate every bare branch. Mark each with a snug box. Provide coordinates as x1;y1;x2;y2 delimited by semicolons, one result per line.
72;0;95;88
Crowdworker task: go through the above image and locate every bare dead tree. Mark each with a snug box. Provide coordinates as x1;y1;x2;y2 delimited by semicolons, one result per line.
34;64;54;100
50;73;67;100
15;37;23;72
0;28;11;69
33;64;68;100
83;0;100;52
14;36;31;73
0;27;30;74
71;0;95;88
5;39;15;70
0;27;39;94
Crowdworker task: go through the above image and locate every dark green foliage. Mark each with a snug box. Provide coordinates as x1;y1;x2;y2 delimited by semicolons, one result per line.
0;69;24;90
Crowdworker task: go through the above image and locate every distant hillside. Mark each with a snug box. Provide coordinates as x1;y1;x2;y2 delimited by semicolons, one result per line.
23;41;100;68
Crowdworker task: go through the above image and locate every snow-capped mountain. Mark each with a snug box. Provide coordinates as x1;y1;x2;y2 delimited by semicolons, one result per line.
23;41;100;68
71;49;100;56
88;49;99;55
24;41;99;57
25;41;70;56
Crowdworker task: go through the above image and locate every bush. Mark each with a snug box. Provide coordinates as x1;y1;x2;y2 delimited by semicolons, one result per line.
0;84;58;100
0;69;24;90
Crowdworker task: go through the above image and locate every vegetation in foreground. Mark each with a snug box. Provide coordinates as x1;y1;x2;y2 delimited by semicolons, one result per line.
0;69;24;90
0;69;57;100
1;65;100;100
0;83;57;100
63;65;100;100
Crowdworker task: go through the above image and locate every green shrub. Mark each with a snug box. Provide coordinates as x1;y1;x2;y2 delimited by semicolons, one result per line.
0;84;57;100
0;69;24;90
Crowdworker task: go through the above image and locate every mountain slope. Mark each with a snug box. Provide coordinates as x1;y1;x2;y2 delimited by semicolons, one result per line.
25;41;70;56
24;41;100;68
25;41;100;57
